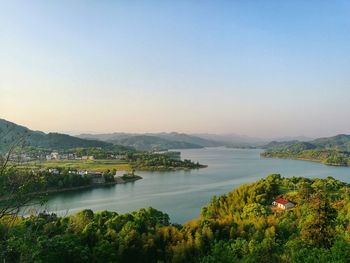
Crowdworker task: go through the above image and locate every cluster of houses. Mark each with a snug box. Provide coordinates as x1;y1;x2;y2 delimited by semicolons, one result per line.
9;153;34;162
45;152;94;161
9;151;126;162
49;168;106;184
45;152;125;161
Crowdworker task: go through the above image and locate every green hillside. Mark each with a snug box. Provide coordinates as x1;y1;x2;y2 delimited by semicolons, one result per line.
312;134;350;151
262;134;350;166
262;140;301;149
0;119;111;152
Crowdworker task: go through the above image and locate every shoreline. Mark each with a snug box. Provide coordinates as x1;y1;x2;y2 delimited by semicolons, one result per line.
42;175;143;195
0;176;142;201
261;154;349;167
134;165;208;172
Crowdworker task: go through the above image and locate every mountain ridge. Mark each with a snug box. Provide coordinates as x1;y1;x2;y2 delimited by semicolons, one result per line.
78;132;223;150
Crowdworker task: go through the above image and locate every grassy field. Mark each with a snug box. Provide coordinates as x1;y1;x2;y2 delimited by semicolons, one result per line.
21;159;131;172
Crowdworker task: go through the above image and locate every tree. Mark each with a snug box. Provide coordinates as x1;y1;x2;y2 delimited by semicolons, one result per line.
0;142;45;219
299;191;337;247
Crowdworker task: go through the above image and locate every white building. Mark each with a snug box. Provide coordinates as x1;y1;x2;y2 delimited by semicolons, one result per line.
272;198;295;210
48;168;60;175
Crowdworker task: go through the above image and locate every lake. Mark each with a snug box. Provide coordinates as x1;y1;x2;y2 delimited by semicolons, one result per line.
40;148;350;224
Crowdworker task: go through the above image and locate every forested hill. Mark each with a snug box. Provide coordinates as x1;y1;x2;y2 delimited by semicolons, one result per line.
263;140;304;150
0;119;111;152
1;175;349;262
312;134;350;151
262;134;350;166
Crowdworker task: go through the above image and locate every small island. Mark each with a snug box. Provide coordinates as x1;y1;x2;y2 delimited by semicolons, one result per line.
125;152;207;171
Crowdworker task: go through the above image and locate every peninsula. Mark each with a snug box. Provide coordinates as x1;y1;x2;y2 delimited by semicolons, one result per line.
261;134;350;167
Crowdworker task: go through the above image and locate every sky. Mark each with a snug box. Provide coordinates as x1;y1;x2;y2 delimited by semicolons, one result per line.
1;1;350;138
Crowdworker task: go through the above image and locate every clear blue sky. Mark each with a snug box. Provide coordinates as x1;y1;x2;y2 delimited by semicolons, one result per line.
1;1;349;137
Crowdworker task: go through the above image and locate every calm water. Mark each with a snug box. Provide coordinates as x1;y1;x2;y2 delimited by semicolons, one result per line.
40;148;350;224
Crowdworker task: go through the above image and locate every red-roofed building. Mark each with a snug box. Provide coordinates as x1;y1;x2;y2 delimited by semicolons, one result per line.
272;198;295;210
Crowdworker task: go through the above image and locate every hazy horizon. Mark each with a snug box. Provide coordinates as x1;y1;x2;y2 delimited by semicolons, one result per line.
1;1;349;138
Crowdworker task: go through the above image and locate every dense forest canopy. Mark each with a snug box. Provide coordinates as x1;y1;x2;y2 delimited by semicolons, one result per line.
125;152;206;171
1;175;349;262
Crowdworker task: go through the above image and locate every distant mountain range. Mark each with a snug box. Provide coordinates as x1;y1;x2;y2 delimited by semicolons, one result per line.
192;133;267;147
78;132;316;150
0;119;223;152
110;135;204;151
1;118;336;154
0;119;110;152
78;132;223;151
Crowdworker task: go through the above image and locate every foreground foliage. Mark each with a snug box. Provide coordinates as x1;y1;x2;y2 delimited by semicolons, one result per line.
1;175;349;262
